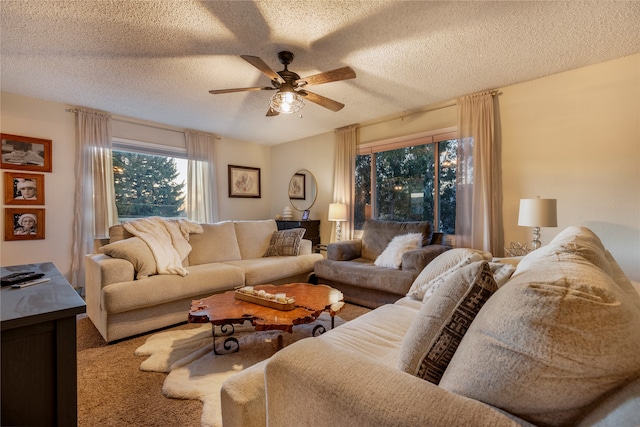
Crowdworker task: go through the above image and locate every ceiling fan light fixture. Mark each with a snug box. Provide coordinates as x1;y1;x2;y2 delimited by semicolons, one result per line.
270;90;304;114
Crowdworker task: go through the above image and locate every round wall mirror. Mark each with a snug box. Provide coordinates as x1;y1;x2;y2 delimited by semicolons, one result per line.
288;169;318;211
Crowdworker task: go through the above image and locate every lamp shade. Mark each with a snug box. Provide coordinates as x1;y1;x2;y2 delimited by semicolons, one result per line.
518;198;558;227
328;203;347;222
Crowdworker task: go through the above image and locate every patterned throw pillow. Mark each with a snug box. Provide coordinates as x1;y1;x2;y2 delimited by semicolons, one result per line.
406;248;492;300
263;228;306;257
397;261;497;384
374;233;423;269
99;237;157;279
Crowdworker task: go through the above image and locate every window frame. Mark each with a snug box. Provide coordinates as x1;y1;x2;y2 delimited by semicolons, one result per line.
356;126;457;231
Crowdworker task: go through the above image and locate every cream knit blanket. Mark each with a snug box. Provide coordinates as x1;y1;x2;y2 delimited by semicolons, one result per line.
123;217;203;276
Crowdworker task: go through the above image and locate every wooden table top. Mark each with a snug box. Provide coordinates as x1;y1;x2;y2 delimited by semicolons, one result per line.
188;283;344;333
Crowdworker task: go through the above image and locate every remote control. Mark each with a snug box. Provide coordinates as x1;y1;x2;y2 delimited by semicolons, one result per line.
1;272;43;287
11;277;51;288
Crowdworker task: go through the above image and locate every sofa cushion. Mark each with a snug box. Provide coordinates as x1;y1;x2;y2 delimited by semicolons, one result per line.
263;228;306;257
225;253;323;286
361;220;433;261
99;237;157;279
439;248;640;426
488;262;516;287
188;221;242;265
374;233;423;269
108;224;134;243
398;261;497;384
406;248;492;301
234;220;278;260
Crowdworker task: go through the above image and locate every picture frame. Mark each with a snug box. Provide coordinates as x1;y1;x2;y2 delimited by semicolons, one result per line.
1;133;52;173
302;209;310;220
4;172;45;205
288;173;306;200
228;165;261;198
4;208;45;241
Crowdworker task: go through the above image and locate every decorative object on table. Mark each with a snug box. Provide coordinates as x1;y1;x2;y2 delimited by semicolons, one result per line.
301;209;310;220
234;286;296;311
4;207;45;241
275;214;283;220
282;206;292;220
288;172;306;199
504;241;530;257
3;171;45;205
518;197;557;250
328;203;347;241
1;133;52;173
228;165;261;198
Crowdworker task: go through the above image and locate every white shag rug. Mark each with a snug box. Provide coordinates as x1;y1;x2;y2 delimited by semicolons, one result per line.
135;313;342;427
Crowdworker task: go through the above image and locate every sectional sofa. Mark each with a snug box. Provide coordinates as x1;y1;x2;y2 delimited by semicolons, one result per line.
222;226;640;426
85;219;323;342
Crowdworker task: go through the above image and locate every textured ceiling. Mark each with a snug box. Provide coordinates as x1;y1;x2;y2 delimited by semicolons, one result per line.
1;1;639;145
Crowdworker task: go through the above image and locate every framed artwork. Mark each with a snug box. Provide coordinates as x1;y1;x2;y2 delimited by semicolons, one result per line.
302;209;310;220
1;133;52;173
4;172;45;205
288;173;306;200
228;165;261;198
4;208;45;241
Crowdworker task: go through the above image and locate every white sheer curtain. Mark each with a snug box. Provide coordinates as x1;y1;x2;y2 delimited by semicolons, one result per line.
455;91;503;254
185;130;218;223
70;108;118;291
331;125;357;242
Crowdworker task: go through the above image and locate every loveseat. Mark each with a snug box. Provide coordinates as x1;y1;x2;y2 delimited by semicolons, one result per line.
312;219;450;308
221;226;640;426
85;219;323;342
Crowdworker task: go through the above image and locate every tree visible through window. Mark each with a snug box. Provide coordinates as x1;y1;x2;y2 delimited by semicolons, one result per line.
113;151;186;219
354;133;457;235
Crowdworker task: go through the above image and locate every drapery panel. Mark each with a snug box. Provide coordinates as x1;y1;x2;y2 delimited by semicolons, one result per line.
332;125;357;242
70;108;118;291
456;91;503;254
185;130;218;223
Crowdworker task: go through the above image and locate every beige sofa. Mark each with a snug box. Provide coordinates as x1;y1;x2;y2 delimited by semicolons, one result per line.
85;219;323;342
222;226;640;427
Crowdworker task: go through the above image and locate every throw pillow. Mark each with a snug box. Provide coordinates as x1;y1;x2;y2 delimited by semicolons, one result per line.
397;261;497;384
99;237;157;279
374;233;423;269
438;260;640;427
488;262;516;287
263;228;306;257
406;248;492;301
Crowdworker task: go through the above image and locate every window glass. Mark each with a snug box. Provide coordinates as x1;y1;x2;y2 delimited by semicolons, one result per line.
355;135;457;233
112;150;187;220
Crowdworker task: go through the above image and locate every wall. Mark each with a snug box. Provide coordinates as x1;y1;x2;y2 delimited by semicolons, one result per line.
0;92;273;281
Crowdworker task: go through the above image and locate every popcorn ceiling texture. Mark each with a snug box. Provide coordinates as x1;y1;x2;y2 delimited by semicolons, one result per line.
1;1;639;145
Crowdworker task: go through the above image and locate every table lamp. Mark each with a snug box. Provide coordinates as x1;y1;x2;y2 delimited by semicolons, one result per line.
328;203;347;241
518;197;557;250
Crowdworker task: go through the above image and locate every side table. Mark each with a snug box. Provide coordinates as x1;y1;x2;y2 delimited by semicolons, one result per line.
276;219;321;252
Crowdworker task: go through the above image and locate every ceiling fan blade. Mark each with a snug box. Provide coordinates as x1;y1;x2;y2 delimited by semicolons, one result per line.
266;108;279;117
241;55;283;82
209;86;274;94
298;90;345;112
296;66;356;87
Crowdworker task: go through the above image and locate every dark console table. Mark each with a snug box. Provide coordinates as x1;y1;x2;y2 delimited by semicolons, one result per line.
276;220;321;252
1;262;86;426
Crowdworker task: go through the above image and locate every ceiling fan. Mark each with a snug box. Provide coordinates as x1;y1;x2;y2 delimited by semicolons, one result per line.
209;51;356;116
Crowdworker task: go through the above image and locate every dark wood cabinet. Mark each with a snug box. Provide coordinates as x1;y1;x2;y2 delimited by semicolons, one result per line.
276;220;321;252
1;262;86;426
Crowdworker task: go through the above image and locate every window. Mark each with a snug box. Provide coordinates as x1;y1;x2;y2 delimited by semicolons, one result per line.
112;139;187;220
354;128;457;234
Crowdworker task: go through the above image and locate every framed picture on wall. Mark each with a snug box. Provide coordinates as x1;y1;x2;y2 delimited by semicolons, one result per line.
4;172;45;205
4;208;45;241
288;173;305;200
1;133;52;173
228;165;261;198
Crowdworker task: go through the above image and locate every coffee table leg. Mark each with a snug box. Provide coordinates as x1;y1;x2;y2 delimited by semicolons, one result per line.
212;323;239;355
312;324;326;336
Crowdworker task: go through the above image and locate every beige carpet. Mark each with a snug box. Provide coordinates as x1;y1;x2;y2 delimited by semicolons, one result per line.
77;303;370;427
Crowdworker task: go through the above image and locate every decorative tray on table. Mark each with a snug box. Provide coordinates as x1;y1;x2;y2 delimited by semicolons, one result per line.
234;286;296;311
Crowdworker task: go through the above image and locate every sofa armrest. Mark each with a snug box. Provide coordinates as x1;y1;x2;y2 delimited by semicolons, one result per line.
402;244;449;271
265;338;526;427
85;253;135;289
327;239;362;261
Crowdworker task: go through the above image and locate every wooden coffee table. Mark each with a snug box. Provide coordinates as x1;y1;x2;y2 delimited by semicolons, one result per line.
188;283;344;354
